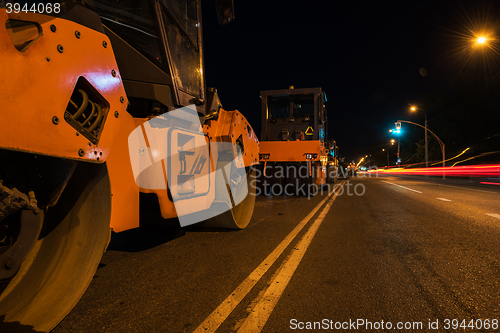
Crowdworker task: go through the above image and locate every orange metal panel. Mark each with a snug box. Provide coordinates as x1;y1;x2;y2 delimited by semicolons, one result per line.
0;10;140;232
314;163;327;186
107;112;140;232
259;140;322;162
203;108;260;166
129;118;178;220
0;10;127;161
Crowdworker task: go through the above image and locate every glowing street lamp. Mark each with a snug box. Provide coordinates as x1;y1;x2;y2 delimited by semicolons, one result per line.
477;36;486;44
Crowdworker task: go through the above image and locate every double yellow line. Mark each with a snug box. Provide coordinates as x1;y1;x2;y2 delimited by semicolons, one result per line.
193;181;346;333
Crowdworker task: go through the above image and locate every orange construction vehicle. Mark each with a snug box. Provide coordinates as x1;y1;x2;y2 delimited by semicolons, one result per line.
0;1;259;331
258;87;332;195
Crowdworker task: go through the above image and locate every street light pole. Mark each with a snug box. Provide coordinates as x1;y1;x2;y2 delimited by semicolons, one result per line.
397;138;400;165
442;143;445;179
411;106;428;168
389;137;396;166
397;119;446;179
424;114;428;168
383;149;389;166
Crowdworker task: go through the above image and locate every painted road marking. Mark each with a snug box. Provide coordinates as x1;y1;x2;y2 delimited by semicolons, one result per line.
438;184;496;194
237;183;342;333
381;180;423;193
486;213;500;219
437;198;452;202
193;182;345;333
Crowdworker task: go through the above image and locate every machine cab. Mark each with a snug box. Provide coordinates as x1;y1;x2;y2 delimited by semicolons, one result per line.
260;87;327;142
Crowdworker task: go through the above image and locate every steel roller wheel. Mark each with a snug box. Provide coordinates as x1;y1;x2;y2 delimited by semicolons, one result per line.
202;167;256;230
0;162;111;332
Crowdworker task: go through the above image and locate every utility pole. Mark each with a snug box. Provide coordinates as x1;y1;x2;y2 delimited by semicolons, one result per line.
397;119;446;179
424;115;428;168
397;138;400;165
383;149;389;166
411;106;428;168
395;122;401;165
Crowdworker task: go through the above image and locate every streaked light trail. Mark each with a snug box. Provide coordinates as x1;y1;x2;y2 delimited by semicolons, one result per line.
372;164;500;177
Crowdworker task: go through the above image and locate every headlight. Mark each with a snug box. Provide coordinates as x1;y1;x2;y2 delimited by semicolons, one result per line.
305;153;318;160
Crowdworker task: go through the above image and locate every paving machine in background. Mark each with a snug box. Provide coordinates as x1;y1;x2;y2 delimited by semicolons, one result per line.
258;87;331;196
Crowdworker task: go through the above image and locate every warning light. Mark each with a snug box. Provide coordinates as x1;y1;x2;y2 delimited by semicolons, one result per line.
305;126;314;135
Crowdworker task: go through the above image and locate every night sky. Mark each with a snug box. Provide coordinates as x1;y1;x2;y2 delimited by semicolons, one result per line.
201;0;500;165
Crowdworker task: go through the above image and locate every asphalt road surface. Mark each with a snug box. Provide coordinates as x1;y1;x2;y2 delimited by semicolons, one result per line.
53;174;500;332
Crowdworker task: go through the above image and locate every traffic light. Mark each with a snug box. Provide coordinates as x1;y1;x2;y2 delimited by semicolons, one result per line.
395;121;401;133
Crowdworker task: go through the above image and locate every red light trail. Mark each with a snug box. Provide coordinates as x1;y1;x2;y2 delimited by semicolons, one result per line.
372;164;500;178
